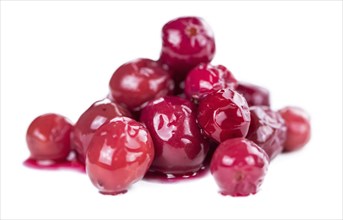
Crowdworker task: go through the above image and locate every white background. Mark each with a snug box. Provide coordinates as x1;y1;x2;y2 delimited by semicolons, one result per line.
1;1;342;219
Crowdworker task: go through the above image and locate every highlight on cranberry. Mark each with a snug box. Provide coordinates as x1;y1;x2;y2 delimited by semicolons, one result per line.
278;106;311;152
26;113;73;161
210;138;269;196
72;98;132;163
25;16;311;197
140;96;209;175
86;117;154;195
197;88;251;143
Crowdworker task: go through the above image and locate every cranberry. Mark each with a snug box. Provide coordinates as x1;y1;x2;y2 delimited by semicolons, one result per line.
197;88;251;143
184;63;238;102
72;98;131;163
26;113;73;161
210;138;269;196
236;81;270;106
86;117;154;195
109;58;174;113
159;17;216;88
278;106;311;152
246;106;287;160
140;96;209;175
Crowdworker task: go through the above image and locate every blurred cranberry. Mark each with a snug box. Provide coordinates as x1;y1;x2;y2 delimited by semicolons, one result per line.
26;113;73;161
236;81;270;106
109;58;174;113
278;106;311;152
246;106;287;160
184;63;237;102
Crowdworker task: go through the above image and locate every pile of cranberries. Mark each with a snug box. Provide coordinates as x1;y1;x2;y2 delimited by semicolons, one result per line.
25;16;311;197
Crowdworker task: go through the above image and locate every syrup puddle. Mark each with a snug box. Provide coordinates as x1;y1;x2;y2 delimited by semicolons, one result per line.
23;151;85;173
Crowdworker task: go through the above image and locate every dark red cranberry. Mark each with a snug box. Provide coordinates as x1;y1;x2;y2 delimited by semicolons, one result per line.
236;81;270;106
109;58;174;113
278;106;311;152
72;98;131;163
26;113;73;161
140;96;209;175
184;63;237;102
159;17;216;87
202;140;219;167
210;138;269;196
86;117;154;195
246;106;287;160
197;88;251;143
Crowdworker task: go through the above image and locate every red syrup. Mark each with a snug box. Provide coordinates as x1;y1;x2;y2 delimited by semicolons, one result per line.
143;164;210;183
23;151;85;173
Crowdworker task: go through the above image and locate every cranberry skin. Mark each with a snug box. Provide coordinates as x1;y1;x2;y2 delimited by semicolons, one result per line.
278;106;311;152
210;138;269;196
197;88;251;143
140;96;209;175
184;63;238;102
86;117;154;195
26;113;73;160
159;17;216;83
72;98;131;163
109;58;174;112
246;106;287;160
236;81;270;106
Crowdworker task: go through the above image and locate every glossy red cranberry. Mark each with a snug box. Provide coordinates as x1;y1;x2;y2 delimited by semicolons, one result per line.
159;17;216;86
140;96;209;175
109;58;174;112
278;106;311;152
72;98;131;163
210;138;269;196
236;81;270;106
184;63;238;102
246;106;287;160
26;113;73;161
197;88;251;143
86;117;154;195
